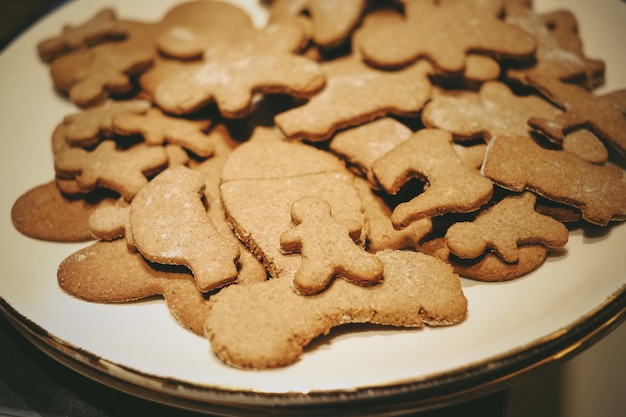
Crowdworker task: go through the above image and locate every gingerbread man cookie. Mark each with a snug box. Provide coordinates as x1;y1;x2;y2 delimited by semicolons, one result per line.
280;196;383;295
49;21;158;107
61;99;152;148
113;107;214;158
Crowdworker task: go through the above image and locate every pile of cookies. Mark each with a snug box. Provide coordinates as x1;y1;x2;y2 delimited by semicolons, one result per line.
11;0;626;369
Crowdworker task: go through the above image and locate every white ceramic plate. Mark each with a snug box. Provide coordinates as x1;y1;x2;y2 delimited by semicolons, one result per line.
0;0;624;415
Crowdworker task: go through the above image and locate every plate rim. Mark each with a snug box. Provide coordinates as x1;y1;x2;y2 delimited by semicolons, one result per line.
1;285;624;414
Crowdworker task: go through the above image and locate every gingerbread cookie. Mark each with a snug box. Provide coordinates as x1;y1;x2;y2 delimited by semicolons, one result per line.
11;181;117;242
49;21;158;107
267;0;366;49
561;129;608;165
372;128;494;229
275;58;433;141
88;158;268;285
280;196;383;295
58;239;210;336
504;5;605;89
220;127;366;281
356;6;500;87
329;117;413;183
156;0;254;60
423;81;608;163
129;165;241;292
54;140;169;201
419;236;549;282
526;74;626;157
61;99;151;148
482;135;626;226
37;8;128;62
445;192;568;263
354;176;432;252
88;203;130;242
113;106;214;158
356;0;536;75
193;156;268;285
206;249;467;369
422;81;561;142
153;20;324;118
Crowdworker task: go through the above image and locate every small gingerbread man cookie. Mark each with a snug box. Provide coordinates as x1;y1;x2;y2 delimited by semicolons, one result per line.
280;196;383;295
